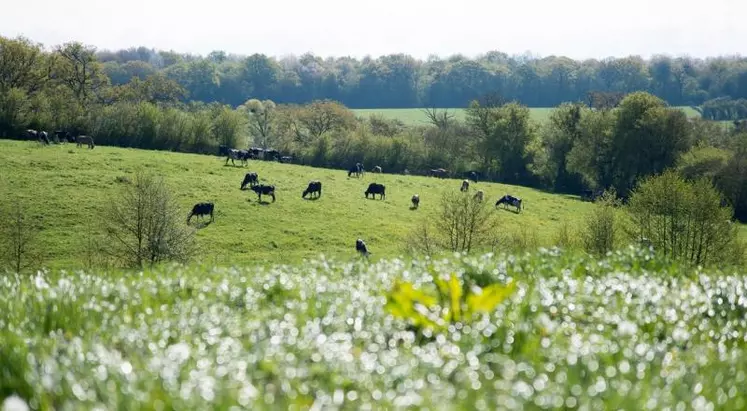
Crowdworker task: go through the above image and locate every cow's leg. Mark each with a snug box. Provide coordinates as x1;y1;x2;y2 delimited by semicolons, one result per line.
271;192;276;202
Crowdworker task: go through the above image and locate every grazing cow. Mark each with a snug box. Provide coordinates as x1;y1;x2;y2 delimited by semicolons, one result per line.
280;156;293;163
76;135;95;149
218;145;229;157
55;130;75;143
264;149;280;161
188;202;214;223
365;183;386;200
356;238;370;257
373;165;382;173
251;184;276;202
302;180;322;199
226;149;250;166
429;168;448;178
348;163;364;178
240;172;259;190
466;171;479;183
495;194;523;212
37;131;50;145
25;129;37;141
411;194;420;209
474;190;484;202
460;179;470;192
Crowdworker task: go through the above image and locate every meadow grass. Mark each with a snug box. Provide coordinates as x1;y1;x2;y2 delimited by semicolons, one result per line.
0;140;600;269
2;248;746;409
352;106;704;126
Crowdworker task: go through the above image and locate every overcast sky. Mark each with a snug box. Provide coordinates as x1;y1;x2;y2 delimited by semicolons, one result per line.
2;0;745;60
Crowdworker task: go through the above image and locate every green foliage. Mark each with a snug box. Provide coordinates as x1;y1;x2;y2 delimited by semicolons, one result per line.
407;190;500;255
628;170;741;267
102;171;196;268
386;273;516;333
582;190;623;256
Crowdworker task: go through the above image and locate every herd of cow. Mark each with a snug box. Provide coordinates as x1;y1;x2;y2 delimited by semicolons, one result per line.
26;129;95;149
186;152;524;258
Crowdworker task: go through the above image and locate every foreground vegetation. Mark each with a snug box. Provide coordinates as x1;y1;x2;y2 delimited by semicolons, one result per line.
2;248;747;409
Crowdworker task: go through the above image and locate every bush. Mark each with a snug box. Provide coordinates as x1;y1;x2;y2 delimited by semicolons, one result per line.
627;170;740;267
407;190;500;254
102;171;196;268
582;189;622;256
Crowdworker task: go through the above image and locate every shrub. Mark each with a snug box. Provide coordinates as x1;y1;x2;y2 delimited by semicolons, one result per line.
627;170;739;267
102;171;195;268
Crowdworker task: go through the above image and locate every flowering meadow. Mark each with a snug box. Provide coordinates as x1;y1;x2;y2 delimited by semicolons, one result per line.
2;247;747;410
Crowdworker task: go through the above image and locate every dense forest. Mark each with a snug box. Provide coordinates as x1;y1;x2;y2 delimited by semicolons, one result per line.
2;35;747;222
98;45;747;115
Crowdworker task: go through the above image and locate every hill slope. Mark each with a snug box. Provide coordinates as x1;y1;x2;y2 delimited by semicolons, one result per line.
1;140;599;268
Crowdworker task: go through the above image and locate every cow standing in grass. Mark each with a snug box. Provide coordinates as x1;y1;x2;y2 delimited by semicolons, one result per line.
365;183;386;200
373;166;382;173
302;181;322;199
474;190;484;202
251;184;276;202
495;194;523;213
460;179;470;192
226;149;249;166
411;194;420;209
240;172;259;190
188;202;214;223
356;238;370;258
76;135;95;149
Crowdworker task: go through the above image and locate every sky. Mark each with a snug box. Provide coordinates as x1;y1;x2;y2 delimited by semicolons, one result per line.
2;0;745;60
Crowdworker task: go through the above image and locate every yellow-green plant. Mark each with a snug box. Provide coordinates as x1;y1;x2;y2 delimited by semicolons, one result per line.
385;273;516;333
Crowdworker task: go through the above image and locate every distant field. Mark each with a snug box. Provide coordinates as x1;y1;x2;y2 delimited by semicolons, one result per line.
0;140;604;270
353;106;704;126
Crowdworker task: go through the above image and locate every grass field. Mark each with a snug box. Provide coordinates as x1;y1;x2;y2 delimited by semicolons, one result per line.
3;248;747;409
352;106;704;126
0;140;600;270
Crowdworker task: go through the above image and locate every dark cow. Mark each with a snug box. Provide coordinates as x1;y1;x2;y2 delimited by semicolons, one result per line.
429;168;448;178
356;238;370;257
25;129;37;140
76;135;95;149
466;171;479;183
348;163;364;178
460;179;470;192
251;184;276;202
219;145;229;157
240;172;259;190
54;130;72;144
38;131;50;145
495;194;523;213
373;165;382;173
280;156;293;163
365;183;386;200
226;149;250;166
249;147;263;159
264;149;280;161
302;180;322;199
188;202;214;223
411;194;420;209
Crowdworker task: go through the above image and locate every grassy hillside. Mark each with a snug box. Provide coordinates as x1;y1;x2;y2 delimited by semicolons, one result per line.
0;140;601;269
2;249;747;409
353;106;703;126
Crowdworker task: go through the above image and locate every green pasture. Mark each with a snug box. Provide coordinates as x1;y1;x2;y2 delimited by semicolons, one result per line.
0;140;599;269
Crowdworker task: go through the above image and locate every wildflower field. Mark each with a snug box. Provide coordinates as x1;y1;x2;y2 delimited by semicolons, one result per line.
2;248;747;410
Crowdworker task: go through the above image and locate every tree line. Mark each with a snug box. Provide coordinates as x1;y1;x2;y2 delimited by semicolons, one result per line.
5;36;747;114
2;35;747;225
